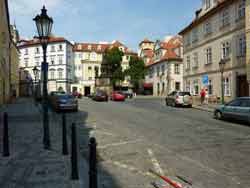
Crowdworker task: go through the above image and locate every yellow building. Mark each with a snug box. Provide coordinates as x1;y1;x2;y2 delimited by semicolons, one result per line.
10;42;20;99
246;0;250;95
0;0;11;105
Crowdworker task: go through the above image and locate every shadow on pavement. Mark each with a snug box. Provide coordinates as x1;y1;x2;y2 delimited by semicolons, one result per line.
50;104;122;187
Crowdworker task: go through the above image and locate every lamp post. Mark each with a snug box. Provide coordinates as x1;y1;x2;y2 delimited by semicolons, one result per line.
219;59;226;104
33;6;53;149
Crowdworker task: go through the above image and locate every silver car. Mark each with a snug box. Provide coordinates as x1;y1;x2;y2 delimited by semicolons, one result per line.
214;97;250;124
51;94;78;112
165;91;192;107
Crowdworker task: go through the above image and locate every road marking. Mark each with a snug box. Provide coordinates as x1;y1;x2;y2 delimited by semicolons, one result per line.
98;139;143;149
104;160;155;178
147;149;164;175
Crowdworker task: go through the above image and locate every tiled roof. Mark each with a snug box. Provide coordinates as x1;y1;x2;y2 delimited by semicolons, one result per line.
73;40;137;55
145;36;182;67
17;37;71;48
139;38;154;45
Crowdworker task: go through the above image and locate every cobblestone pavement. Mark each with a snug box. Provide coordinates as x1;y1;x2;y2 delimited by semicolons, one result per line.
74;97;250;188
0;98;88;188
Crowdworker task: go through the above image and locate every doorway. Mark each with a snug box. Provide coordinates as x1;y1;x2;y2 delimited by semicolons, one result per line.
84;86;91;96
237;75;249;97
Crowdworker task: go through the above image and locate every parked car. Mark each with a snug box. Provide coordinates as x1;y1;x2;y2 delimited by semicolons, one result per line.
92;90;109;102
165;91;192;107
48;91;66;105
72;91;82;99
120;89;133;99
110;91;126;101
214;97;250;124
50;93;78;112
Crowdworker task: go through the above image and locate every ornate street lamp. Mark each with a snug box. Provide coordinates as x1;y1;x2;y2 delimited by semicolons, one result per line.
33;6;53;149
219;59;226;104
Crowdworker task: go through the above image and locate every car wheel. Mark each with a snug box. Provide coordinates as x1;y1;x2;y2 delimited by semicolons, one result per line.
188;104;192;108
215;111;222;120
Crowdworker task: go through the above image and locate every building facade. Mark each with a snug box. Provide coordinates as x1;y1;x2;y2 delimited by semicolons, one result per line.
18;37;74;94
142;36;183;96
72;41;136;96
179;0;249;103
0;0;11;105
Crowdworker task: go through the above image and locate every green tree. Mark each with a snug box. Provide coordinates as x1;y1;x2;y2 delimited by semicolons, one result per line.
103;47;124;88
126;56;146;90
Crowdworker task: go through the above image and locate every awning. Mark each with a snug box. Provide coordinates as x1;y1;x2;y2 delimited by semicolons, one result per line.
143;83;153;88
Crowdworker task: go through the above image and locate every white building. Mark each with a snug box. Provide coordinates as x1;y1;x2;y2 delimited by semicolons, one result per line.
72;41;137;96
141;36;184;96
18;37;74;93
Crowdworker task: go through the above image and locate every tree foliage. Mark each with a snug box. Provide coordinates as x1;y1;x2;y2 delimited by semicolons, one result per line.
104;47;124;87
125;56;146;89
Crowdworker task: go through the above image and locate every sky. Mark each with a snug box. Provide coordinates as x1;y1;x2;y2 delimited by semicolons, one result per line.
9;0;201;51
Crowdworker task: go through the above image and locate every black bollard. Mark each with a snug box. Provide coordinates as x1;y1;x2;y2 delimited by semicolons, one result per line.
71;123;79;180
2;112;9;157
62;113;68;155
89;137;97;188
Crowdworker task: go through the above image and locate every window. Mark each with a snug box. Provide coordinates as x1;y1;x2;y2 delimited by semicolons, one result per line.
24;58;28;67
221;41;230;59
51;45;55;52
58;55;63;64
185;34;191;46
238;0;245;19
205;48;212;64
24;49;28;55
58;69;63;79
204;21;212;35
238;35;246;57
221;9;230;27
157;66;160;76
193;52;198;67
174;64;180;74
185;80;191;92
78;53;82;59
35;47;40;54
91;52;96;60
88;77;92;80
94;66;99;77
192;28;198;43
161;64;165;75
175;82;180;91
205;0;211;9
35;57;40;66
228;99;241;107
162;82;165;93
50;56;55;65
50;69;55;79
88;66;92;71
126;56;129;60
186;56;190;70
58;44;63;51
157;83;160;95
240;99;250;107
208;80;213;95
193;80;199;95
149;67;154;78
224;77;231;96
78;65;81;70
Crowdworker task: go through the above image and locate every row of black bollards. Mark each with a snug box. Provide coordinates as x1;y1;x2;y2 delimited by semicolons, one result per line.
61;113;98;187
2;112;9;157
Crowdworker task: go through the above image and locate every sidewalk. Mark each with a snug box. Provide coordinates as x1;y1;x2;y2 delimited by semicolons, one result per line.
192;103;217;113
0;98;88;188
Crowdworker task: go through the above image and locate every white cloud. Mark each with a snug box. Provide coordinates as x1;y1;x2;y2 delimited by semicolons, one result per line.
9;0;62;16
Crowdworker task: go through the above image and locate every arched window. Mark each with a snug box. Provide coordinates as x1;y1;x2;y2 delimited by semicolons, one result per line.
58;68;64;79
49;69;55;79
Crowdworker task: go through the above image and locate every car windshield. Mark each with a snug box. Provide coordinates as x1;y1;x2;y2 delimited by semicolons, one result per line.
58;95;74;100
